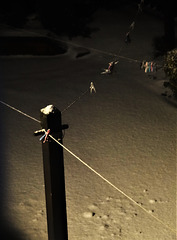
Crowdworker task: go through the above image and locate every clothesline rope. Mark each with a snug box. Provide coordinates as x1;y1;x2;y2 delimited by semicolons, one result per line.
61;89;89;114
0;22;143;64
0;100;40;123
0;100;176;235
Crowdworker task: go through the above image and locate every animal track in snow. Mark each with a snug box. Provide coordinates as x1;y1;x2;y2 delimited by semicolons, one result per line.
83;196;138;238
149;199;158;204
83;203;98;218
82;190;169;238
83;211;95;218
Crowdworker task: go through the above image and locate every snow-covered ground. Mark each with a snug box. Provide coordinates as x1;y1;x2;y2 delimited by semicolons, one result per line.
0;3;176;240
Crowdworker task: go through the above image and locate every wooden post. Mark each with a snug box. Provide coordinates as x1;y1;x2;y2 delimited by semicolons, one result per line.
40;104;68;240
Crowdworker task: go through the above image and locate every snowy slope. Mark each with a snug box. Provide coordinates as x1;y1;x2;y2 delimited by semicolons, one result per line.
0;3;176;240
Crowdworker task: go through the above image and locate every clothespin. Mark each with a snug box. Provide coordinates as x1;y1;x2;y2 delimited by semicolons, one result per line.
90;82;96;93
125;32;131;43
39;129;50;143
130;21;135;31
34;129;45;135
138;3;142;12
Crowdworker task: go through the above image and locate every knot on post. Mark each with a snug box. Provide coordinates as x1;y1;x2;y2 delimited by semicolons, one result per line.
40;104;64;143
40;105;62;136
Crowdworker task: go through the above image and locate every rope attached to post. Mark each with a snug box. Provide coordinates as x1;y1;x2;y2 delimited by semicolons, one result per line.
0;100;40;123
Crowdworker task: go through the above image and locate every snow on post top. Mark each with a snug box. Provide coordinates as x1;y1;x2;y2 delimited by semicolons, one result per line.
40;104;55;115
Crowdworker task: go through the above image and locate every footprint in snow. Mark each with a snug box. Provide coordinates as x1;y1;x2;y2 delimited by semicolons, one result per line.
83;211;95;218
83;203;98;218
149;199;158;204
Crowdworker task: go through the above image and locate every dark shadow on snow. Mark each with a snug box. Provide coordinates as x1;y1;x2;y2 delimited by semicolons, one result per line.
161;94;177;108
0;36;68;55
152;35;177;58
0;221;28;240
